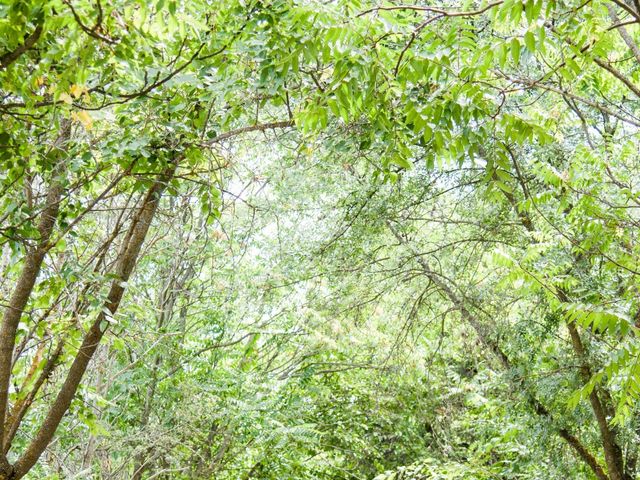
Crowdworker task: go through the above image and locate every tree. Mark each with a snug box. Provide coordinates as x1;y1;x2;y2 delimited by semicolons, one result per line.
2;0;640;478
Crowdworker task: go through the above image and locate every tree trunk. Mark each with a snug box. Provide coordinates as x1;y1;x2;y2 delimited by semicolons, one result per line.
10;161;177;480
386;221;610;480
0;124;70;476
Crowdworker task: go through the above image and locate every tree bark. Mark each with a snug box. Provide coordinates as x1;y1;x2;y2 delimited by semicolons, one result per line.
3;341;64;454
4;214;127;453
10;161;177;479
0;21;43;70
0;124;70;474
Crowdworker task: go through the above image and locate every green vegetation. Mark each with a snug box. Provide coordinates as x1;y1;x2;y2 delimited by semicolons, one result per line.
1;0;640;478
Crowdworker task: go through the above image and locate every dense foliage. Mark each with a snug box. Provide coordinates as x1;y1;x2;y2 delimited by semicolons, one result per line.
2;0;640;478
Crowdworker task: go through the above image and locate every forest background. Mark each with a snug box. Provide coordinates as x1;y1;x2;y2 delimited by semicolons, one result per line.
2;0;640;478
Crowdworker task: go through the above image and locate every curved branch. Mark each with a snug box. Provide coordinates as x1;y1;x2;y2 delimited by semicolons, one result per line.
0;22;43;71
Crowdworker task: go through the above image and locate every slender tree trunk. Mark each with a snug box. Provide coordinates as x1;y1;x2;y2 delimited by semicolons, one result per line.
81;344;110;472
132;354;161;480
386;221;610;480
566;321;629;480
133;241;195;480
2;341;64;454
10;161;178;480
502;153;630;480
0;124;70;477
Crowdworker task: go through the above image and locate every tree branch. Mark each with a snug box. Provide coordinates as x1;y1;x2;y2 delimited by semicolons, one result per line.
0;123;70;468
0;22;43;71
11;160;179;479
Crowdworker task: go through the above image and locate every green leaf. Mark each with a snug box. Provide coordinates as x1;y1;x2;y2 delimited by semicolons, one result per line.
391;155;412;169
510;38;521;64
524;31;536;52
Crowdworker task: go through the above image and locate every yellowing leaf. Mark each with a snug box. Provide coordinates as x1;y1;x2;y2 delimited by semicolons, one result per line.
70;84;87;99
72;110;93;130
59;93;73;105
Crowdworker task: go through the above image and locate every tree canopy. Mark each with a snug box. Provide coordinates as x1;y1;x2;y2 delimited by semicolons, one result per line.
1;0;640;478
